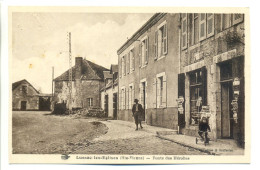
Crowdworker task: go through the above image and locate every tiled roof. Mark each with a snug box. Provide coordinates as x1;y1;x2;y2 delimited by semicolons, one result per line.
54;59;109;81
12;79;39;94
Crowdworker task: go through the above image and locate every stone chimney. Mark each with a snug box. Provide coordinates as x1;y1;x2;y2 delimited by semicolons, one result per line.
75;57;82;79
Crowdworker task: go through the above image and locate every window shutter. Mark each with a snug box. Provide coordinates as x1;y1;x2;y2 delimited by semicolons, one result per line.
129;87;132;109
139;43;142;67
154;30;158;60
233;14;243;25
139;83;143;105
132;85;135;106
124;56;126;76
123;88;126;110
126;88;129;109
207;13;214;37
153;78;157;108
145;37;149;64
199;13;206;41
163;23;168;55
156;78;160;108
131;50;135;71
127;52;130;74
162;75;167;108
182;14;187;49
202;67;207;105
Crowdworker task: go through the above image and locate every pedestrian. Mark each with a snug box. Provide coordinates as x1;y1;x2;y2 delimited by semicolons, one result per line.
198;117;211;142
132;99;143;131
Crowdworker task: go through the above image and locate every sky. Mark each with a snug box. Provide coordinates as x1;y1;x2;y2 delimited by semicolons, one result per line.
12;12;153;93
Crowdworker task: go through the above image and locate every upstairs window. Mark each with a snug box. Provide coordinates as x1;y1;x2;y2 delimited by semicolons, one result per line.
121;56;126;76
129;49;135;72
181;14;187;49
199;13;207;41
139;37;149;67
155;21;168;59
222;14;231;30
233;14;243;25
21;85;28;94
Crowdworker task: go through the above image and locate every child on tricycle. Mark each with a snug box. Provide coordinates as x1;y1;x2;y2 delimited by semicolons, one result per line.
196;117;211;145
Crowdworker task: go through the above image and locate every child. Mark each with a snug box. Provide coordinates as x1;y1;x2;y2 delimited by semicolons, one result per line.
198;117;211;142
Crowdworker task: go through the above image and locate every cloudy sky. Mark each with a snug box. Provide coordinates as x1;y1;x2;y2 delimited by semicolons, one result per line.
12;12;153;93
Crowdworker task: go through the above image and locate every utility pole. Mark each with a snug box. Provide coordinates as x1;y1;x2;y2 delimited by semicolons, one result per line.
52;66;54;97
68;32;73;113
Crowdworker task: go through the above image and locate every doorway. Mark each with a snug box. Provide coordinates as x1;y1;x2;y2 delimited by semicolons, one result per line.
21;101;27;111
104;95;109;117
113;93;117;119
141;82;146;121
221;81;234;138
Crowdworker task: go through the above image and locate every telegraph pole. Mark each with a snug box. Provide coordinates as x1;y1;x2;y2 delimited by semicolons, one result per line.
68;32;73;113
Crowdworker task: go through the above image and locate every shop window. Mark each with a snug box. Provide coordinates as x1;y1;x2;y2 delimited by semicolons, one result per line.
189;68;207;125
220;60;233;81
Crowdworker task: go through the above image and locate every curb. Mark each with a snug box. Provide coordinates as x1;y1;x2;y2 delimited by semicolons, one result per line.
156;134;220;155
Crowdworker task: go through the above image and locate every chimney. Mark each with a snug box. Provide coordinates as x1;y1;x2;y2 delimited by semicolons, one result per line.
75;57;82;79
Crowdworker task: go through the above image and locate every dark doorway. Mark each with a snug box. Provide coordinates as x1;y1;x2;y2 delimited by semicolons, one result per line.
21;101;27;111
142;82;146;121
104;95;109;117
221;81;234;138
178;74;185;130
113;93;117;119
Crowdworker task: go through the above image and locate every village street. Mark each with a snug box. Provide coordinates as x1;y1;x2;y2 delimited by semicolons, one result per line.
12;111;207;155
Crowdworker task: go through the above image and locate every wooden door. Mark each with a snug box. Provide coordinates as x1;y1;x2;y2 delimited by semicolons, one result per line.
113;93;117;119
21;101;27;111
221;82;233;138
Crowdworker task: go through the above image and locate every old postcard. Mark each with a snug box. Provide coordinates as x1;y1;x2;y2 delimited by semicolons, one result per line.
9;6;250;164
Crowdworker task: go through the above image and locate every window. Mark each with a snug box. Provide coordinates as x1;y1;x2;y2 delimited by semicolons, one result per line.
129;49;135;72
155;21;168;58
193;13;199;45
189;68;207;125
121;56;126;76
182;14;187;49
199;13;207;41
120;88;126;110
155;73;167;108
126;53;130;74
139;37;149;67
21;85;28;94
233;14;243;25
87;98;93;107
207;13;214;37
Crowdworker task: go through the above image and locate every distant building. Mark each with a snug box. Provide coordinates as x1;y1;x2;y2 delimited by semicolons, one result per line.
117;13;180;129
100;64;118;119
12;79;52;111
179;13;245;145
54;57;109;110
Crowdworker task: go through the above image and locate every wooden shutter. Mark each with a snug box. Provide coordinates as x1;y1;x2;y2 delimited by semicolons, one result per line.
139;43;142;67
182;13;187;49
153;78;157;108
131;50;135;71
199;13;206;41
156;78;161;108
127;52;130;74
124;56;126;76
163;23;168;55
162;75;167;107
145;37;149;64
207;13;214;37
126;88;129;109
154;30;158;60
132;85;135;106
129;87;132;109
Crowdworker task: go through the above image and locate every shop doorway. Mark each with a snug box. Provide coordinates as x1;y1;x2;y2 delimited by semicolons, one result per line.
21;101;27;111
104;95;108;117
221;81;234;138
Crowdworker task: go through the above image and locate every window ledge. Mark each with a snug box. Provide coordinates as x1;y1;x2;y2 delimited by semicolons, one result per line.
157;55;166;61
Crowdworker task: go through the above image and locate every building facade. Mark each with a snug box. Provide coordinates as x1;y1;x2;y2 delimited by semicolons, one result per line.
12;79;52;111
179;13;245;146
54;57;108;110
117;13;181;129
100;65;118;119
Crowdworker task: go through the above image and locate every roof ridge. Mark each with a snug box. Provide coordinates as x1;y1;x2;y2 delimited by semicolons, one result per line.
83;59;101;79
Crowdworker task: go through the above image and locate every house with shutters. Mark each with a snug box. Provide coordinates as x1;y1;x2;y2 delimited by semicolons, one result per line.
117;13;181;129
53;57;109;110
100;64;118;119
178;13;245;146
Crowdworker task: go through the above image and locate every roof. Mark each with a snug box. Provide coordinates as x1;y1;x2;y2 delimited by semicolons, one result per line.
117;13;166;55
54;59;109;81
38;93;52;97
12;79;39;93
103;71;113;79
110;64;118;73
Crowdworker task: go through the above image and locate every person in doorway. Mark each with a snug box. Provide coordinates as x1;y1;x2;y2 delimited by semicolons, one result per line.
132;99;144;131
198;117;211;142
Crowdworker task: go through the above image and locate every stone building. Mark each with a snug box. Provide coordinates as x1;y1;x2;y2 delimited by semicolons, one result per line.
179;13;245;145
100;64;118;119
117;13;180;129
54;57;109;110
12;79;52;111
